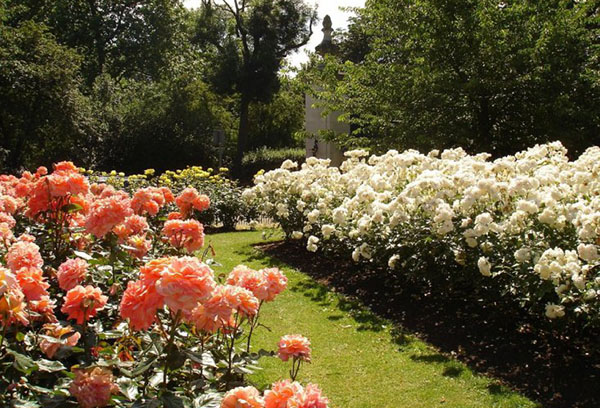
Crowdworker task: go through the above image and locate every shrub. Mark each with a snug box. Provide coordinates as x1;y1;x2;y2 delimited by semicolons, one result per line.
0;161;328;407
241;147;305;182
244;142;600;331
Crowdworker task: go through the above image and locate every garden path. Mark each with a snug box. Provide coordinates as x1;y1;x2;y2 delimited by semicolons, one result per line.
207;230;538;408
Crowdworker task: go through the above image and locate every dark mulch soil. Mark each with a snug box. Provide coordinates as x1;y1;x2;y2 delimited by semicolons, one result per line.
257;240;600;408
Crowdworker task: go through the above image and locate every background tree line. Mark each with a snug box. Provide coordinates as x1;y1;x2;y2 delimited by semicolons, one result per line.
0;0;311;175
307;0;600;157
2;0;600;177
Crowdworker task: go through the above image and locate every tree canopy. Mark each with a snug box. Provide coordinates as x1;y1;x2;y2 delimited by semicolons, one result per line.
310;0;600;156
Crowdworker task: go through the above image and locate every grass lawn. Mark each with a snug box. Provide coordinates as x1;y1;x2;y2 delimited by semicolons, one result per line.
207;230;539;408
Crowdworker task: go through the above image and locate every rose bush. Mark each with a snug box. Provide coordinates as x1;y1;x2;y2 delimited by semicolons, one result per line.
0;162;327;407
244;142;600;329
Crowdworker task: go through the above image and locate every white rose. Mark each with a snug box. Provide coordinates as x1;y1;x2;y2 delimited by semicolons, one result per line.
477;257;492;277
545;304;565;319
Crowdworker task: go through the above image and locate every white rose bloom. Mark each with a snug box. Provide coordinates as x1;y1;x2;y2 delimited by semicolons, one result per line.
291;231;303;240
577;243;599;262
514;247;532;263
388;254;400;268
545;304;565;319
477;257;492;277
321;224;335;240
281;159;298;170
351;248;361;262
466;237;478;248
306;235;320;252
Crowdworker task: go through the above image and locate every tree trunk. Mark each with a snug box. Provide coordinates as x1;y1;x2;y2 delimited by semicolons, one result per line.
235;95;250;176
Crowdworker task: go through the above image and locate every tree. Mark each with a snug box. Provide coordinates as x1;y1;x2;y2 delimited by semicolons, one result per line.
0;9;98;171
13;0;187;84
194;0;316;172
312;0;600;157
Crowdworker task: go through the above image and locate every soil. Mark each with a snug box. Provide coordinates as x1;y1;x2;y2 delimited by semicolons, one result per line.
257;240;600;408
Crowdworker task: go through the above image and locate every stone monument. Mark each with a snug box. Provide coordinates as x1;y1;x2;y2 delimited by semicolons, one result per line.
305;15;347;167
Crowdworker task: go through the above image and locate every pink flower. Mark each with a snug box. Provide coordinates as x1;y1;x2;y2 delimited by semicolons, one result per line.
221;285;260;318
85;194;133;238
227;265;269;301
175;188;210;217
39;323;80;358
131;187;167;216
221;386;264;408
140;257;173;284
113;215;149;242
188;285;234;333
262;268;288;302
15;266;49;301
264;380;304;408
161;219;205;253
119;280;164;331
6;241;43;272
156;257;215;313
29;295;57;322
69;367;119;408
278;335;311;362
57;258;89;291
126;235;152;259
61;285;108;324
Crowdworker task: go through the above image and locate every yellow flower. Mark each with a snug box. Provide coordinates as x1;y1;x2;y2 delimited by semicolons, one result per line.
144;169;155;176
110;170;117;176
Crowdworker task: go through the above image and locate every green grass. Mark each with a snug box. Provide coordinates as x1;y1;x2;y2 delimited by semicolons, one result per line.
206;230;539;408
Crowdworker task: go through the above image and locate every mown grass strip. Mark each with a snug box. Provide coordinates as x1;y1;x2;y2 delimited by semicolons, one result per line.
207;230;539;408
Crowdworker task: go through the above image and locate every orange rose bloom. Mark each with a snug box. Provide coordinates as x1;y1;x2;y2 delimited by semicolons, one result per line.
119;279;164;331
85;194;133;238
15;266;50;301
61;285;108;324
227;265;269;301
57;258;89;291
6;241;43;272
39;323;80;359
222;285;259;318
161;219;205;253
140;257;173;285
188;285;234;333
156;257;215;313
131;187;166;216
264;380;304;408
221;386;264;408
29;295;57;322
277;334;311;363
261;268;288;302
69;367;119;408
126;235;152;259
0;288;29;327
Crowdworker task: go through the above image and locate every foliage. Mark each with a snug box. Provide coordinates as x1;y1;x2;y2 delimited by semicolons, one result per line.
88;166;256;230
0;162;326;407
193;0;317;171
0;11;98;172
242;147;305;181
308;0;600;156
245;142;600;331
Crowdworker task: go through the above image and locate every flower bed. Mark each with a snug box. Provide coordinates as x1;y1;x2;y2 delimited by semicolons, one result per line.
0;162;328;407
88;166;256;230
244;142;600;329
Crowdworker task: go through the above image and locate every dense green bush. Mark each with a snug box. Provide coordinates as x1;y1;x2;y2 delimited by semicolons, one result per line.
241;147;305;182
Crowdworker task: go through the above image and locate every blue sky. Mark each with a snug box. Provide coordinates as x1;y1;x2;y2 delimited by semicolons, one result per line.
183;0;365;67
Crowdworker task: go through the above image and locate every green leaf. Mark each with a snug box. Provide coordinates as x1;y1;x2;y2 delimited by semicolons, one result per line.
62;203;83;213
162;393;185;408
8;349;38;375
130;357;157;377
37;359;66;372
73;250;93;261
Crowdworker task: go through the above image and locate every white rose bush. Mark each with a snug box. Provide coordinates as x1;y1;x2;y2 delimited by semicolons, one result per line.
244;142;600;329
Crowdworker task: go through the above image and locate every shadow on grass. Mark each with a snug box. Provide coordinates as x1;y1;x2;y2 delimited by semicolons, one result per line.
254;239;599;408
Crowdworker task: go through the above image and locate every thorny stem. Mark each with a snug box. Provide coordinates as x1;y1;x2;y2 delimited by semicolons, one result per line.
290;357;302;381
246;301;263;353
163;310;182;389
